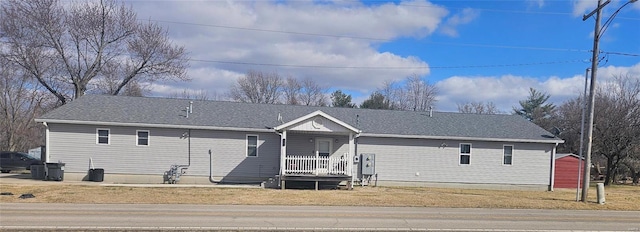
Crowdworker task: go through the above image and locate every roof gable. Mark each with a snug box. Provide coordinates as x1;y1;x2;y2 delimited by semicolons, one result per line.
274;110;359;133
555;153;583;160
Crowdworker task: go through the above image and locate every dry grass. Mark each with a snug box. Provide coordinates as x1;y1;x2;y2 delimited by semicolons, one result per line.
1;183;638;210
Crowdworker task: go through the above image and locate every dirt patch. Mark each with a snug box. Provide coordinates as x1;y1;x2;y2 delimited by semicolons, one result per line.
1;183;638;210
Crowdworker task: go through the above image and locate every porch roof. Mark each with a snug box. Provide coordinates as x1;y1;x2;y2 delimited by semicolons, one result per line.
274;110;360;134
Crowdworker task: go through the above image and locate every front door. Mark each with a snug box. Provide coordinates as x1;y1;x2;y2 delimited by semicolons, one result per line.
316;138;332;156
315;138;332;174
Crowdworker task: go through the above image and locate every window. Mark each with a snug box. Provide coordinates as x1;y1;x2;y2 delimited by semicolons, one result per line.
137;130;149;146
247;135;258;157
459;143;471;165
503;145;513;165
97;129;110;145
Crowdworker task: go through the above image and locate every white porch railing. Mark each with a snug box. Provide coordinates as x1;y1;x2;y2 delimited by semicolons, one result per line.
284;153;351;176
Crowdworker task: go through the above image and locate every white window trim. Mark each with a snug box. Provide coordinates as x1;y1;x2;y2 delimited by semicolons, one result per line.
96;128;110;145
246;134;259;157
136;130;150;146
503;145;514;166
459;143;471;165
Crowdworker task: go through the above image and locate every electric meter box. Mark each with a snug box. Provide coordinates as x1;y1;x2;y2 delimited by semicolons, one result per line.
360;153;376;175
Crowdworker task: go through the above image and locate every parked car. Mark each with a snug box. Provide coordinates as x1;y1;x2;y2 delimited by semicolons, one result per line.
0;151;43;173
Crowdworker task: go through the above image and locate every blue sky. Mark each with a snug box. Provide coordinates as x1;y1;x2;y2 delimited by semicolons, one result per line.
128;0;640;112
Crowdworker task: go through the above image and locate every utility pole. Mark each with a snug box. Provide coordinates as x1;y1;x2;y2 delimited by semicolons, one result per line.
576;68;589;202
581;0;607;203
581;0;637;203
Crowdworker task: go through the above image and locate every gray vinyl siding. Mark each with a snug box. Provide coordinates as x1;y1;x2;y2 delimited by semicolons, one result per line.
47;122;553;185
357;137;553;185
285;133;349;157
47;123;280;179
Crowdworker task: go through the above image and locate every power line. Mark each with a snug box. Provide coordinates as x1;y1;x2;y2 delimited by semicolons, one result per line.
138;3;639;53
150;19;390;42
149;19;640;55
602;51;640;57
148;19;592;53
380;1;640;20
188;58;586;70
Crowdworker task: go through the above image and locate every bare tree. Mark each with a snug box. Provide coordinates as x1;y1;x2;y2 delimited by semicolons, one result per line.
168;89;217;101
299;77;328;106
90;60;150;96
0;58;52;151
282;76;301;105
405;74;437;111
457;101;501;114
591;74;640;185
621;146;640;185
554;96;586;154
557;74;640;185
228;70;282;104
280;77;327;106
378;75;437;111
378;80;404;110
0;0;189;104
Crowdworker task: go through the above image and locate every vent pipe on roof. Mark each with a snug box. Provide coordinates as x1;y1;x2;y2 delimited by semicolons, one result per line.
184;101;194;118
429;106;433;117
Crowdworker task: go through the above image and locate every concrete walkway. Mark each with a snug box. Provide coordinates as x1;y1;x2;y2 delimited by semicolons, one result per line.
0;173;260;188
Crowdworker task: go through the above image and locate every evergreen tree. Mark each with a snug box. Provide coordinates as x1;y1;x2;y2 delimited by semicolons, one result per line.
513;88;556;130
360;92;390;109
330;90;355;108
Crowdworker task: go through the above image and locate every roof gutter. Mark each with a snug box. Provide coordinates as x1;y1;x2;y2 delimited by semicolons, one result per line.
36;119;561;144
35;119;274;133
360;133;564;144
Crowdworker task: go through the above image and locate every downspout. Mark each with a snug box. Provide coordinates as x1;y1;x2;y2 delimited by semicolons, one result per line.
275;131;283;176
187;129;191;166
177;129;191;169
549;143;558;191
42;122;50;162
352;132;360;186
208;148;222;183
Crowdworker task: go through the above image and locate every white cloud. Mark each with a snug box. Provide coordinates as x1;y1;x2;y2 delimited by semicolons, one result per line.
572;0;594;17
438;8;479;37
122;0;639;113
434;62;640;112
128;0;448;95
150;68;243;99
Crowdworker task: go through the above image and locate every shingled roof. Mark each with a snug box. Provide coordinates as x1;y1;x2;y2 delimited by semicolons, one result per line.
36;95;563;143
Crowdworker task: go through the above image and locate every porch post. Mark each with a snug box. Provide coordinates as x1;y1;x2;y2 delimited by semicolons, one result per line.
349;133;354;175
315;150;319;176
280;130;287;177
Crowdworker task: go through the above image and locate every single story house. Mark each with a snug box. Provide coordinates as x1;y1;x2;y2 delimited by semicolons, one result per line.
554;153;584;189
35;95;564;190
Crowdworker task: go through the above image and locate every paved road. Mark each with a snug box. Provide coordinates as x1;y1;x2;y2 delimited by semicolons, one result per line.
1;203;639;231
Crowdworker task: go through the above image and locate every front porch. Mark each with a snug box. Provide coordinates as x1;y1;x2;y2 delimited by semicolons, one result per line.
281;153;353;190
274;111;361;190
283;153;351;176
